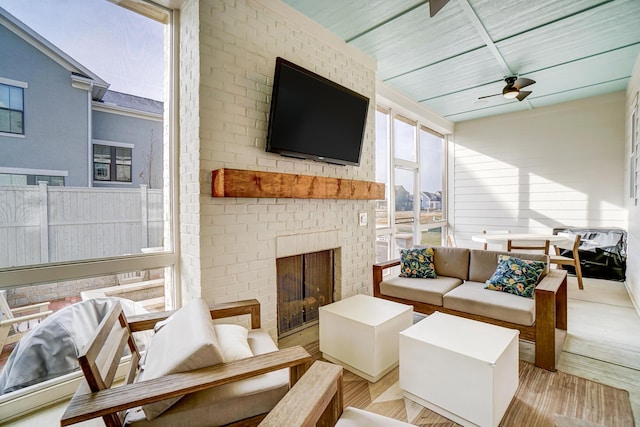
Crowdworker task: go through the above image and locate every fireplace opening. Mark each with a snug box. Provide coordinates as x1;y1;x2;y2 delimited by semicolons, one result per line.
276;249;334;338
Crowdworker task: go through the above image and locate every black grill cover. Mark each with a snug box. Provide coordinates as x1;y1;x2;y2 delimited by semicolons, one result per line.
552;227;627;281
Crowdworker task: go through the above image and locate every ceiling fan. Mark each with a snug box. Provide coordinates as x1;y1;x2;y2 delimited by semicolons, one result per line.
478;76;536;102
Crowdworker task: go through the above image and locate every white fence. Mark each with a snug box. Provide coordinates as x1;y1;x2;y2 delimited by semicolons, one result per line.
0;183;163;268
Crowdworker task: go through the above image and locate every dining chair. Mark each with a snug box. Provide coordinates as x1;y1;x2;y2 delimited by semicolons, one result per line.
482;229;510;250
507;239;550;255
550;233;584;290
447;229;457;247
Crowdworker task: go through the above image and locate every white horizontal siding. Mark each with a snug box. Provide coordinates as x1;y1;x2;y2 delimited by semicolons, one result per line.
452;92;627;248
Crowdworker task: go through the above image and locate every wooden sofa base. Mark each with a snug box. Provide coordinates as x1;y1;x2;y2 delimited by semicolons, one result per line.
373;262;568;372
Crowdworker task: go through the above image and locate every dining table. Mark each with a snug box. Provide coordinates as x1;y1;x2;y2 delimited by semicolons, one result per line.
471;233;568;245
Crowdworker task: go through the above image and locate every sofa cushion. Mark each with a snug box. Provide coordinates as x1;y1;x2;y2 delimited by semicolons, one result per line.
468;249;549;283
380;276;463;306
124;329;289;427
443;281;536;326
432;246;470;280
139;298;225;420
399;247;436;279
485;255;546;298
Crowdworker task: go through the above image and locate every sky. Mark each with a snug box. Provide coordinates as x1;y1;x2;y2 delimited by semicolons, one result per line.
375;111;443;194
0;0;164;101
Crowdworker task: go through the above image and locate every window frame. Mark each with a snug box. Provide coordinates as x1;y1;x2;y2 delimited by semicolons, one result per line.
0;80;26;136
93;142;133;183
631;92;639;204
375;101;450;262
0;1;179;421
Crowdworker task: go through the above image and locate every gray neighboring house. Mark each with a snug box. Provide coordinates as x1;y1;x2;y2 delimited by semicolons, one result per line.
420;191;442;211
0;6;162;189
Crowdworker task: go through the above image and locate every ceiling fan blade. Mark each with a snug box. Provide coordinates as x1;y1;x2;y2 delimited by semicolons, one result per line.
429;0;451;17
478;93;502;99
513;77;535;90
516;90;532;101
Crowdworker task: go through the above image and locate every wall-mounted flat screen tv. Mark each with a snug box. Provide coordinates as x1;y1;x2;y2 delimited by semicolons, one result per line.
266;57;369;166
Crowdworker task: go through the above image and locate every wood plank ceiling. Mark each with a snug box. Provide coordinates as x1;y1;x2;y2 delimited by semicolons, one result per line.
283;0;640;122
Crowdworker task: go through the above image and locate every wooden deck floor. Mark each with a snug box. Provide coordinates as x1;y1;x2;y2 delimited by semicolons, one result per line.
279;275;640;425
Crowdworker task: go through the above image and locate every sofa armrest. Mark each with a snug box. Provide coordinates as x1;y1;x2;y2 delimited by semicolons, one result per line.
373;259;401;297
534;269;568;371
127;299;261;332
60;345;312;426
259;361;343;427
535;269;567;330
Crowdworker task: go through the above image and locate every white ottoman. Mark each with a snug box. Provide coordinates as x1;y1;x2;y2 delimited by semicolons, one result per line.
399;312;519;427
319;294;413;382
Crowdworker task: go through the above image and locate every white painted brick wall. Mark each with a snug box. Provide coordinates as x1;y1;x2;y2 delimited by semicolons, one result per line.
185;0;378;340
179;0;203;304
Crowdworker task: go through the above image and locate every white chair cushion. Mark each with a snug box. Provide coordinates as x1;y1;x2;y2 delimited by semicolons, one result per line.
125;329;289;427
139;298;224;420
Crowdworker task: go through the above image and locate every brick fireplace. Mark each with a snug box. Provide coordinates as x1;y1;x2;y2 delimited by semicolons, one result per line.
186;0;378;340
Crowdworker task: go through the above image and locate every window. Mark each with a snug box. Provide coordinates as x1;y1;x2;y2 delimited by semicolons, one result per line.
375;105;448;262
0;173;64;186
93;144;132;182
0;83;24;135
419;126;445;227
0;0;176;420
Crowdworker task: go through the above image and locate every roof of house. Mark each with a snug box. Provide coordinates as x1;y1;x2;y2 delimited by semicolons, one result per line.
0;6;163;117
100;91;163;115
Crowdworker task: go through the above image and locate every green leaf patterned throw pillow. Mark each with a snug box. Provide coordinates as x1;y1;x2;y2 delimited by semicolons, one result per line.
399;247;437;279
485;255;546;298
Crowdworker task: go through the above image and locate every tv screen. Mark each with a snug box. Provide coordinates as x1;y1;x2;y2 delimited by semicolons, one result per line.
266;57;369;166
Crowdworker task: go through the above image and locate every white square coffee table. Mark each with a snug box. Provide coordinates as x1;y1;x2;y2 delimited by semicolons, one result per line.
399;312;519;427
319;294;413;382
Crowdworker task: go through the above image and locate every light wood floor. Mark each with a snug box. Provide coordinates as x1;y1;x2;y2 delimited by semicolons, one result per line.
6;276;640;426
279;276;640;426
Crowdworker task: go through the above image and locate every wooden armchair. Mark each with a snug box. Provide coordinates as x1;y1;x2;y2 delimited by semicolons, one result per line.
0;289;52;349
260;361;416;426
60;298;312;427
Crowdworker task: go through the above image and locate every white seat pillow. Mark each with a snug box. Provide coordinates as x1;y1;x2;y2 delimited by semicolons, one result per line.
139;298;224;420
214;324;253;362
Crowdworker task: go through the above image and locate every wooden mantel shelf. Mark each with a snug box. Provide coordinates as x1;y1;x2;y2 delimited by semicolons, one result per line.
212;168;385;200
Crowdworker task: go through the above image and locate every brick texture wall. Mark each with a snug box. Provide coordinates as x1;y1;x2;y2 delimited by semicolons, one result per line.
181;0;378;339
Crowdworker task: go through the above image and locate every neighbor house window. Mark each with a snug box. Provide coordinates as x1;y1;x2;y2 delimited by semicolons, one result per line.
93;144;132;182
0;83;24;135
0;173;64;186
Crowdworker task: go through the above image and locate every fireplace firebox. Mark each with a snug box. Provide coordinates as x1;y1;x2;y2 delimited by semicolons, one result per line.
276;249;334;337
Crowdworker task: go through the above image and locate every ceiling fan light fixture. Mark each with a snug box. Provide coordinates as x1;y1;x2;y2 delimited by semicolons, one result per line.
503;88;519;99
